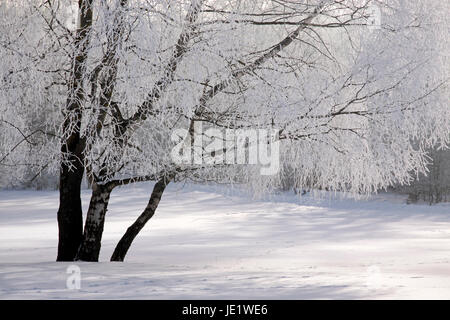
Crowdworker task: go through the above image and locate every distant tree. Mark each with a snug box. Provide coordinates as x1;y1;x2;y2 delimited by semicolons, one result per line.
392;148;450;204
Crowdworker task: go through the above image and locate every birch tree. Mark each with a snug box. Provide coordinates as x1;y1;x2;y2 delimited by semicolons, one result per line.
0;0;448;262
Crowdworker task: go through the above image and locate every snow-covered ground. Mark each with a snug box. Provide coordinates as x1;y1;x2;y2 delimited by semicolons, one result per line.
0;183;449;299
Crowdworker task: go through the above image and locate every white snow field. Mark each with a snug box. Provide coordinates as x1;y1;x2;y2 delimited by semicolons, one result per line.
0;183;449;299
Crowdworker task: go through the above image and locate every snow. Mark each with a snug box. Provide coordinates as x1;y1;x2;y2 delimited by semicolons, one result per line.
0;183;449;299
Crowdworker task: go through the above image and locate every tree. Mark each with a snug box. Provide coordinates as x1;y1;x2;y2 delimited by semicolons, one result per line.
109;0;450;260
0;0;61;190
0;0;448;262
393;147;450;204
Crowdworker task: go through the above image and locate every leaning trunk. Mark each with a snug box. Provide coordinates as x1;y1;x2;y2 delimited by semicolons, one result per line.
111;177;171;262
76;184;113;261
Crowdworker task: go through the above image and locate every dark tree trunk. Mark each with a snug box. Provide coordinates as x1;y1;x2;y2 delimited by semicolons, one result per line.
56;158;84;261
111;177;171;262
75;183;113;261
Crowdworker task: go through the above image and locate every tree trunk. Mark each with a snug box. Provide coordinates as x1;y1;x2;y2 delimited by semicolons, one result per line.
56;158;84;261
75;183;113;261
111;177;171;262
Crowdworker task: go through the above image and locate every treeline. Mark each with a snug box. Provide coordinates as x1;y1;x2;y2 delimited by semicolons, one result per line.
391;148;450;204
